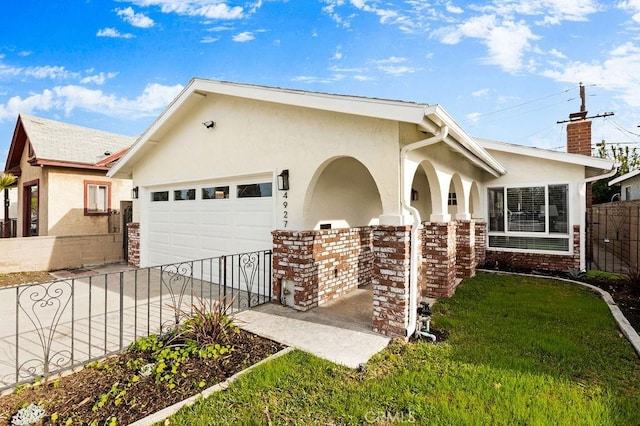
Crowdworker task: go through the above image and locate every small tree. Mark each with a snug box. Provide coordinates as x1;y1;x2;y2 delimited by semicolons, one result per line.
592;141;640;204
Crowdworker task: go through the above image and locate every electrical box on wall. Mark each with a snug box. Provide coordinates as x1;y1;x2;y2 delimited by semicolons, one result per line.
281;279;295;307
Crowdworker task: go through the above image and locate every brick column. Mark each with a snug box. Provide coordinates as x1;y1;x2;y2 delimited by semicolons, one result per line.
127;222;140;267
272;231;317;311
422;222;457;298
475;221;487;268
372;226;411;338
456;220;476;279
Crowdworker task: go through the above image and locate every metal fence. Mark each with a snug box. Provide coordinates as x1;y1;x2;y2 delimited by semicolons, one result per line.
0;218;17;238
0;250;272;393
588;202;640;274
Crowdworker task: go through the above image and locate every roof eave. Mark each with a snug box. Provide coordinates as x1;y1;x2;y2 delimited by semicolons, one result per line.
423;105;507;177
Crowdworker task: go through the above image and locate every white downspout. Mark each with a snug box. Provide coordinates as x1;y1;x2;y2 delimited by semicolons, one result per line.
579;165;618;269
400;125;449;338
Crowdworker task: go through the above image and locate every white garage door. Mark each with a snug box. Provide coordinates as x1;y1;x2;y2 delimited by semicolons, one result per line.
146;179;274;266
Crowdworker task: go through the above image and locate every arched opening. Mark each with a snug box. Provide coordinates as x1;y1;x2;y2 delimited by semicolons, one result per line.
470;181;481;219
448;173;465;217
410;160;442;222
304;157;383;229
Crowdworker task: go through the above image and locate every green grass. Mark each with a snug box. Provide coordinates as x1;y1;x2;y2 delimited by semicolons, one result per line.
586;270;626;281
166;273;640;425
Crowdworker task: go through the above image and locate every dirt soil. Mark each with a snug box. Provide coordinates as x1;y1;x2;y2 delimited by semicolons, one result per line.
583;277;640;333
0;271;56;288
0;329;285;425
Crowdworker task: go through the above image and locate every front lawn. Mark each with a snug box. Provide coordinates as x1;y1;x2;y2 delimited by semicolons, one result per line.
168;273;640;425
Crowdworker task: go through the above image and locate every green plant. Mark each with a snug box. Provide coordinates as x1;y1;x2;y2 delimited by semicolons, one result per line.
567;268;586;280
624;262;640;296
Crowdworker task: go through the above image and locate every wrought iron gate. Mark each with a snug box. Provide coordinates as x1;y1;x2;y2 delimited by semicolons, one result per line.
587;202;640;273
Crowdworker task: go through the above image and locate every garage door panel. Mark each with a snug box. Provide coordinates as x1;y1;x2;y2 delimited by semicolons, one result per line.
146;179;274;266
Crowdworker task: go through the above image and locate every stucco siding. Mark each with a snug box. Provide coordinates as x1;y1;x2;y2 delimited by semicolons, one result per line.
132;95;402;229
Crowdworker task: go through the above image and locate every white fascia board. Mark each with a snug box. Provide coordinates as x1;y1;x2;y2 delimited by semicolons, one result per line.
609;168;640;186
479;138;616;171
423;105;507;177
191;79;429;122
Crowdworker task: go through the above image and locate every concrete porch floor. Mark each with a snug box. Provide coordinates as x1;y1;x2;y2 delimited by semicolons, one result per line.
236;285;392;368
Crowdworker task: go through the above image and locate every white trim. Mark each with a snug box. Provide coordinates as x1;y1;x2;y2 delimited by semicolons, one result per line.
479;138;615;170
109;79;506;179
609;168;640;186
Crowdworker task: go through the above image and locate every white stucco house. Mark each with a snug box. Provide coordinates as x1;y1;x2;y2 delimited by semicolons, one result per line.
109;79;615;338
609;169;640;201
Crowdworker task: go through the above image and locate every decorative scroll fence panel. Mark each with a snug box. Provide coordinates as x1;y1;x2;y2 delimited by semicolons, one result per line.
588;202;640;274
0;250;272;393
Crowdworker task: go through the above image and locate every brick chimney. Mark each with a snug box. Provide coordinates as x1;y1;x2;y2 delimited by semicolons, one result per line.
566;83;592;156
566;83;593;207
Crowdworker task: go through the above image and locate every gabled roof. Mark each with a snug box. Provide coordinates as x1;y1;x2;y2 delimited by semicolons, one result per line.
4;114;135;174
108;78;507;179
609;169;640;186
477;138;616;174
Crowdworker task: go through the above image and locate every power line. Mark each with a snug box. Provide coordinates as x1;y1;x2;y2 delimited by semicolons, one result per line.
461;85;578;123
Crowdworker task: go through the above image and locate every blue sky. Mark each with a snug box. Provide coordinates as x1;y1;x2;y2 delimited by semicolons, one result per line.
2;0;640;162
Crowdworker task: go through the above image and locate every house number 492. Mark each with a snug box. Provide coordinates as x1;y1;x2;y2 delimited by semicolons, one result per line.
282;192;288;228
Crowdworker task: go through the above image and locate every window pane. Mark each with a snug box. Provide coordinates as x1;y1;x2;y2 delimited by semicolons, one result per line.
549;184;568;234
488;188;504;231
202;186;229;199
489;236;569;251
238;183;272;198
174;189;195;201
88;185;97;211
151;191;169;202
507;187;545;232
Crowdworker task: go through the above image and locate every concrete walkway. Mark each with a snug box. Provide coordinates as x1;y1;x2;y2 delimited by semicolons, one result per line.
236;286;391;368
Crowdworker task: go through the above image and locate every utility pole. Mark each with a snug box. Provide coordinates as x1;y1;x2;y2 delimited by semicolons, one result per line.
556;82;614;124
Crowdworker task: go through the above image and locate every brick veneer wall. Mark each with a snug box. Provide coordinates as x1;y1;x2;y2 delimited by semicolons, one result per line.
485;225;581;272
127;222;140;267
455;220;476;279
272;227;374;311
421;222;457;298
475;222;487;267
372;226;411;338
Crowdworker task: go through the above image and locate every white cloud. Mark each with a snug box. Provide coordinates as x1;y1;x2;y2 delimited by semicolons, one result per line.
200;36;220;43
472;88;490;97
123;0;245;20
332;46;343;60
446;2;463;14
0;83;183;121
24;66;79;80
618;0;640;23
80;72;119;85
548;48;567;59
466;112;481;123
97;27;134;38
117;7;155;28
232;31;254;42
540;42;640;106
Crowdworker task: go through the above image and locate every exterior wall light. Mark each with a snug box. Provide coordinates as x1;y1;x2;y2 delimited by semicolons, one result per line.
202;120;216;129
277;169;289;191
132;186;139;199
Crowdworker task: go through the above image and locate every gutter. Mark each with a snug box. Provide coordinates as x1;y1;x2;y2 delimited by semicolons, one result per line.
400;125;449;338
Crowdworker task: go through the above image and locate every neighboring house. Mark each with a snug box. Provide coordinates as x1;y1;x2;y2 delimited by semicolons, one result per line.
1;186;17;237
4;115;134;237
108;79;615;338
608;169;640;201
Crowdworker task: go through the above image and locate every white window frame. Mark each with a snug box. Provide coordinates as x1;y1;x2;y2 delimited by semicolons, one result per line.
487;183;571;254
85;181;110;215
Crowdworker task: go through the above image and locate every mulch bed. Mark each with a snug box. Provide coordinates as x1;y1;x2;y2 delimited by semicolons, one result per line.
0;330;285;425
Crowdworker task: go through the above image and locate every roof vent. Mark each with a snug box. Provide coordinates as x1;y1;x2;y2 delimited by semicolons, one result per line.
104;151;111;156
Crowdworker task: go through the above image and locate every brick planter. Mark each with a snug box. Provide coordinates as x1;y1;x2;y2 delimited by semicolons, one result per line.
475;221;487;267
272;227;374;311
